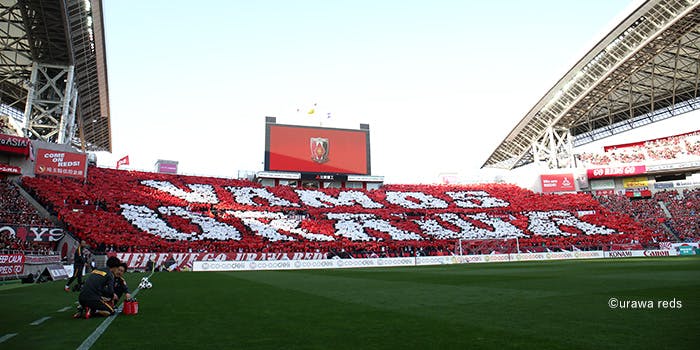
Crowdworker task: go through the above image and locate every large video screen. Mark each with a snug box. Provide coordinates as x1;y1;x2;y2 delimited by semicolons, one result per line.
265;124;370;175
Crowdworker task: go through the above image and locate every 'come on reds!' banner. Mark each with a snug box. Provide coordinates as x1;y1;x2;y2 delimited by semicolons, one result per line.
35;149;87;179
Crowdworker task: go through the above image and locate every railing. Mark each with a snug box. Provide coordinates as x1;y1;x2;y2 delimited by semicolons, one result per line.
0;249;59;256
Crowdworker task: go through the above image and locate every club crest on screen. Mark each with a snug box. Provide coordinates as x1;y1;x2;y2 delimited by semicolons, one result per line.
310;137;329;164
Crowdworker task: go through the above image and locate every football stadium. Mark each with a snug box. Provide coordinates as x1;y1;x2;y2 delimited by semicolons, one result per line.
1;0;699;349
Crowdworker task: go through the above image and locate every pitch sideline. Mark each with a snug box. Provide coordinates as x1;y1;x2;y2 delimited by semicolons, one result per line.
77;271;155;350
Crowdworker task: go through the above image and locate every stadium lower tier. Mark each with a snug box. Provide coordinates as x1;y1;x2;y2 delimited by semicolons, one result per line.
20;167;675;254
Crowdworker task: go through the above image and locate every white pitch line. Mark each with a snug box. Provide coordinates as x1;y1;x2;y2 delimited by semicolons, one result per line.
76;312;119;350
77;272;154;350
30;316;51;326
77;290;143;350
57;306;73;312
0;333;18;344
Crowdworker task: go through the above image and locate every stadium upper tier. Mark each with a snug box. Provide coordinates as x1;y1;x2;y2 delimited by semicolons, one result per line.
577;129;700;166
484;0;700;170
0;0;111;151
20;167;671;254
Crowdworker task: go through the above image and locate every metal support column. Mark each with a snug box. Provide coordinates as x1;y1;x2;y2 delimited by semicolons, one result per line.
23;62;77;145
532;126;575;169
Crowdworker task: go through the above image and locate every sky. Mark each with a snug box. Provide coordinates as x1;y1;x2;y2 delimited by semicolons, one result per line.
96;0;700;185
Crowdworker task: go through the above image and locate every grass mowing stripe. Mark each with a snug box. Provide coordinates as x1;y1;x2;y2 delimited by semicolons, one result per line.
199;259;698;350
29;317;51;325
77;271;154;350
0;333;17;343
4;259;697;350
0;283;33;291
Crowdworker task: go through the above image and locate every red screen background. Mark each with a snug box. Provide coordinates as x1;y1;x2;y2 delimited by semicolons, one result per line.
266;124;369;174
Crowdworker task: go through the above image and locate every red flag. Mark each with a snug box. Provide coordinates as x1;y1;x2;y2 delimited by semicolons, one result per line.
116;155;129;169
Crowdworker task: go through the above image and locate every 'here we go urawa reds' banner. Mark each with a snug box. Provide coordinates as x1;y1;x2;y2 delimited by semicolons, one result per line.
110;252;327;270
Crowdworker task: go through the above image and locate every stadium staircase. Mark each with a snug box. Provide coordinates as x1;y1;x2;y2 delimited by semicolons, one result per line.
655;201;681;241
657;201;673;219
11;177;83;249
661;222;681;242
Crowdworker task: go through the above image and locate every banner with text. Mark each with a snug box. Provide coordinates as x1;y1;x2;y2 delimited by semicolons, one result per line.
622;176;649;189
0;163;21;175
604;250;677;258
0;253;25;276
0;225;64;242
192;251;612;272
34;149;87;179
0;134;31;157
111;252;328;270
24;254;61;264
587;165;646;179
540;174;576;192
158;163;178;174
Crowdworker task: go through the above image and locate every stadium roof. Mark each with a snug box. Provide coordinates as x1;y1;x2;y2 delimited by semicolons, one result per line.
0;0;111;151
483;0;700;170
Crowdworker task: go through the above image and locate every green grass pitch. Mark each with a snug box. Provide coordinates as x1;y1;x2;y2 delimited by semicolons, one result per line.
1;257;698;349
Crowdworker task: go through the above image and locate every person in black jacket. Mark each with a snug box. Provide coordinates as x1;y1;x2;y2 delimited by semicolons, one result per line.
73;256;122;319
65;241;88;292
111;262;131;303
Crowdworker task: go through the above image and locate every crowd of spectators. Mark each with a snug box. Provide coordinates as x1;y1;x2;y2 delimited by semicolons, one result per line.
1;180;52;226
0;178;55;253
20;167;669;256
686;137;700;156
0;234;53;254
657;188;700;241
577;131;700;166
595;193;669;236
595;189;700;242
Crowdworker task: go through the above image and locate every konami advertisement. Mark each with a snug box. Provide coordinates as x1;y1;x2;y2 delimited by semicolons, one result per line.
265;124;370;174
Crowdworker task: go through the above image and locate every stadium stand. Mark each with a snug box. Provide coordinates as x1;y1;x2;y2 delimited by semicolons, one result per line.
595;190;700;243
20;167;674;257
576;131;700;166
594;193;669;245
656;188;700;242
0;179;54;253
